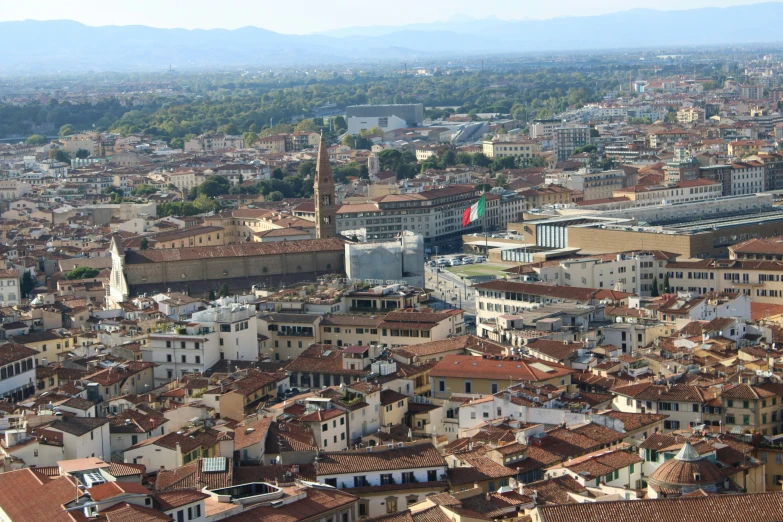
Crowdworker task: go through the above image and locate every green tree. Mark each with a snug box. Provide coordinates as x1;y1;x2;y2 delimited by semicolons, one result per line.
131;185;157;197
243;131;258;147
66;266;100;280
209;290;216;300
140;238;149;250
439;149;457;169
663;273;670;294
59;124;76;137
475;183;492;192
298;160;316;178
651;276;660;297
267;190;284;201
490;157;515;172
25;134;47;146
193;176;231;198
218;284;230;297
20;272;35;298
294;119;320;133
494;174;508;187
472;153;491;168
193;194;216;213
50;149;70;163
333;116;347;132
272;168;285;180
456;152;473;166
75;148;90;159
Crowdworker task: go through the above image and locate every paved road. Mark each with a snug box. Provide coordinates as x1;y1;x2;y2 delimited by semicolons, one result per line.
425;264;476;314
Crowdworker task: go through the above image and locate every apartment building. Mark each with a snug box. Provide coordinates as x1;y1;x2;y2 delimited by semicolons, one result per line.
676;107;706;124
148;304;258;384
257;313;321;362
613;179;721;207
482;140;542;160
532;251;674;296
474;280;606;324
665;258;783;304
722;383;783;436
0;343;38;402
429;355;573;398
316;443;448;518
612;383;718;431
517;185;573;211
548;168;626;202
729;161;765;195
378;309;465;347
336;184;486;252
648;129;690;149
553;125;590;161
0;268;20;306
184;134;244;153
530;119;562;139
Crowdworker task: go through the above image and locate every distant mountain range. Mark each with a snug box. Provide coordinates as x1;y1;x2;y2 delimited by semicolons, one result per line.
2;3;783;73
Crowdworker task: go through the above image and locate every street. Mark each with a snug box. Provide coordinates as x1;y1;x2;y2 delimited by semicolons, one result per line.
424;263;477;315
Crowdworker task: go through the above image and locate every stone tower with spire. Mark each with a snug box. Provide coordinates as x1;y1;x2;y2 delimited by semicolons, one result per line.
314;134;337;239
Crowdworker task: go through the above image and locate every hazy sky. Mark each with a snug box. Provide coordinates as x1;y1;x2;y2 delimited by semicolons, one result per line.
0;0;775;34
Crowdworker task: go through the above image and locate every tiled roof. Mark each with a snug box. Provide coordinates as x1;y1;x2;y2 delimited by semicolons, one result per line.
429;355;573;382
599;411;668;432
0;343;38;366
559;448;642;480
87;481;152;501
219;486;357;522
316;443;444;475
155;458;233;492
0;470;81;522
125;238;344;264
48;416;110;436
454;452;517;479
153;489;209;511
283;345;366;376
234;416;272;450
525;475;592;505
473;280;599;302
101;502;173;522
535;492;783;522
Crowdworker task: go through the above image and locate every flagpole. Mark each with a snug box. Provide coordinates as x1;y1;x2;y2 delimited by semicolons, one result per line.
483;194;488;257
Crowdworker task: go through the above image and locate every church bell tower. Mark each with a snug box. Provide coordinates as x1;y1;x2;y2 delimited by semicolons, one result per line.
314;134;337;239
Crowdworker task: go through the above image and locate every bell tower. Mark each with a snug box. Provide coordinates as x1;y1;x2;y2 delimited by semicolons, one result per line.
314;134;337;239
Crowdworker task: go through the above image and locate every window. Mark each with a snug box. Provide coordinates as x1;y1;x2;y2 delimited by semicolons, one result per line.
386;497;398;514
381;473;393;485
325;478;337;487
401;472;414;484
358;501;369;518
427;470;437;482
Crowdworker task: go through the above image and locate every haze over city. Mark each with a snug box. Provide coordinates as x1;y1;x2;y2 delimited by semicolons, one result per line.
0;0;776;32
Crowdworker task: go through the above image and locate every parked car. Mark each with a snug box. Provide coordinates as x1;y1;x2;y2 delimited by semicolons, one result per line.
450;258;462;266
436;258;449;266
462;257;474;264
474;256;486;263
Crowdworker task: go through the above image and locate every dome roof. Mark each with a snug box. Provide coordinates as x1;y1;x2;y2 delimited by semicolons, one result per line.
648;442;725;489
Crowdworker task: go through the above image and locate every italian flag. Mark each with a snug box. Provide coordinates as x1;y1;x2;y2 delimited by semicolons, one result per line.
462;195;485;227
